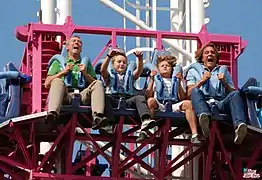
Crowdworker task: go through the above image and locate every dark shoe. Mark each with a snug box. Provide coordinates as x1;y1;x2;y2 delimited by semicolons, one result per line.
199;113;210;138
44;112;58;131
136;131;148;142
141;119;156;131
92;116;108;130
45;111;57;124
234;123;247;144
99;126;113;135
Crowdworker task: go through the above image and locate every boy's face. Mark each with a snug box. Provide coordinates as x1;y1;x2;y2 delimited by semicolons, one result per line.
158;60;172;78
112;54;127;74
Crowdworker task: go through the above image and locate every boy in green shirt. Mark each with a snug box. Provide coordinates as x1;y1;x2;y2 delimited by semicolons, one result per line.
44;36;107;129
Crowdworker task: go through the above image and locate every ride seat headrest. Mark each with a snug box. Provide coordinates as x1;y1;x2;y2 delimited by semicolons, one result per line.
95;62;102;75
151;49;172;65
257;95;262;108
155;50;171;57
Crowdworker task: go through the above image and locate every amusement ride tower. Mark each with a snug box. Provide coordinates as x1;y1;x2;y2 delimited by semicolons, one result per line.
0;0;261;180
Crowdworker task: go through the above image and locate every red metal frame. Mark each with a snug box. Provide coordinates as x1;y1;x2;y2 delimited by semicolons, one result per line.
0;113;261;179
0;16;261;180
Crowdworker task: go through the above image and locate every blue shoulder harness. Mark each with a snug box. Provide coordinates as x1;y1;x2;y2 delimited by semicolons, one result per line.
108;61;136;95
184;62;228;97
77;57;92;89
47;45;91;89
144;63;182;102
216;65;228;97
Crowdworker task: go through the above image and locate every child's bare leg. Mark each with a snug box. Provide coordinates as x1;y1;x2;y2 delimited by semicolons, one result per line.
181;100;198;135
136;97;158;142
147;97;158;118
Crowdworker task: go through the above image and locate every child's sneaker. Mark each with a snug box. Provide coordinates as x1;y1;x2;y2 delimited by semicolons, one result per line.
92;116;108;130
99;125;113;135
234;123;247;144
190;134;202;144
136;131;148;142
141;119;156;131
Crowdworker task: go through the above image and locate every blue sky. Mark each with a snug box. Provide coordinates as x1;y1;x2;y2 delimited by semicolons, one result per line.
1;0;262;174
1;0;262;86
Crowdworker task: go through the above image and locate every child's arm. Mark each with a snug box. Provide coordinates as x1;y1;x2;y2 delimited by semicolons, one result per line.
101;50;117;83
100;56;110;80
145;70;157;99
133;51;144;80
176;72;186;101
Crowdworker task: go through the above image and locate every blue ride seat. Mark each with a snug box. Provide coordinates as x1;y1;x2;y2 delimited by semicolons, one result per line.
197;77;262;128
110;96;137;117
151;48;171;65
154;101;186;126
47;45;92;89
47;45;93;114
240;77;262;129
94;60;151;79
0;63;31;123
94;60;103;75
94;49;261;130
90;158;108;176
60;94;92;113
105;55;188;125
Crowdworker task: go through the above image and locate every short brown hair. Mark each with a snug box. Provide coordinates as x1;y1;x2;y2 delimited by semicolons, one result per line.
195;43;220;63
156;55;177;67
65;35;82;46
110;48;127;64
112;53;127;64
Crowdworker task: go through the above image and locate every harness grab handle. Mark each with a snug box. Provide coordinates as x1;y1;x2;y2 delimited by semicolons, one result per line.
77;57;92;89
48;52;91;89
202;71;210;96
171;65;183;100
216;65;228;97
184;62;210;96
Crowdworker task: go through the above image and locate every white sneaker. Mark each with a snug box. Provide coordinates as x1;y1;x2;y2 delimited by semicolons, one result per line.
199;113;210;138
136;131;149;142
141;119;156;131
234;123;247;144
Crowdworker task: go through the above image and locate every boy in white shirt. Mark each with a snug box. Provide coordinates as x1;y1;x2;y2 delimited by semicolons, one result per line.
146;55;201;144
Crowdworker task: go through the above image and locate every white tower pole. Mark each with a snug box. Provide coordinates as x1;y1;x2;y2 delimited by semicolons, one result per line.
169;0;185;65
136;0;141;48
190;0;205;54
134;0;141;90
123;0;127;52
151;0;158;170
39;0;56;24
185;0;191;65
39;0;56;159
56;0;72;25
56;0;72;43
169;0;187;178
145;0;150;62
54;0;73;173
190;1;205;180
151;0;157;48
100;0;193;61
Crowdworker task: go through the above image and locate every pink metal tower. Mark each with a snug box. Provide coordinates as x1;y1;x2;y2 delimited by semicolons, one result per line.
0;16;260;180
